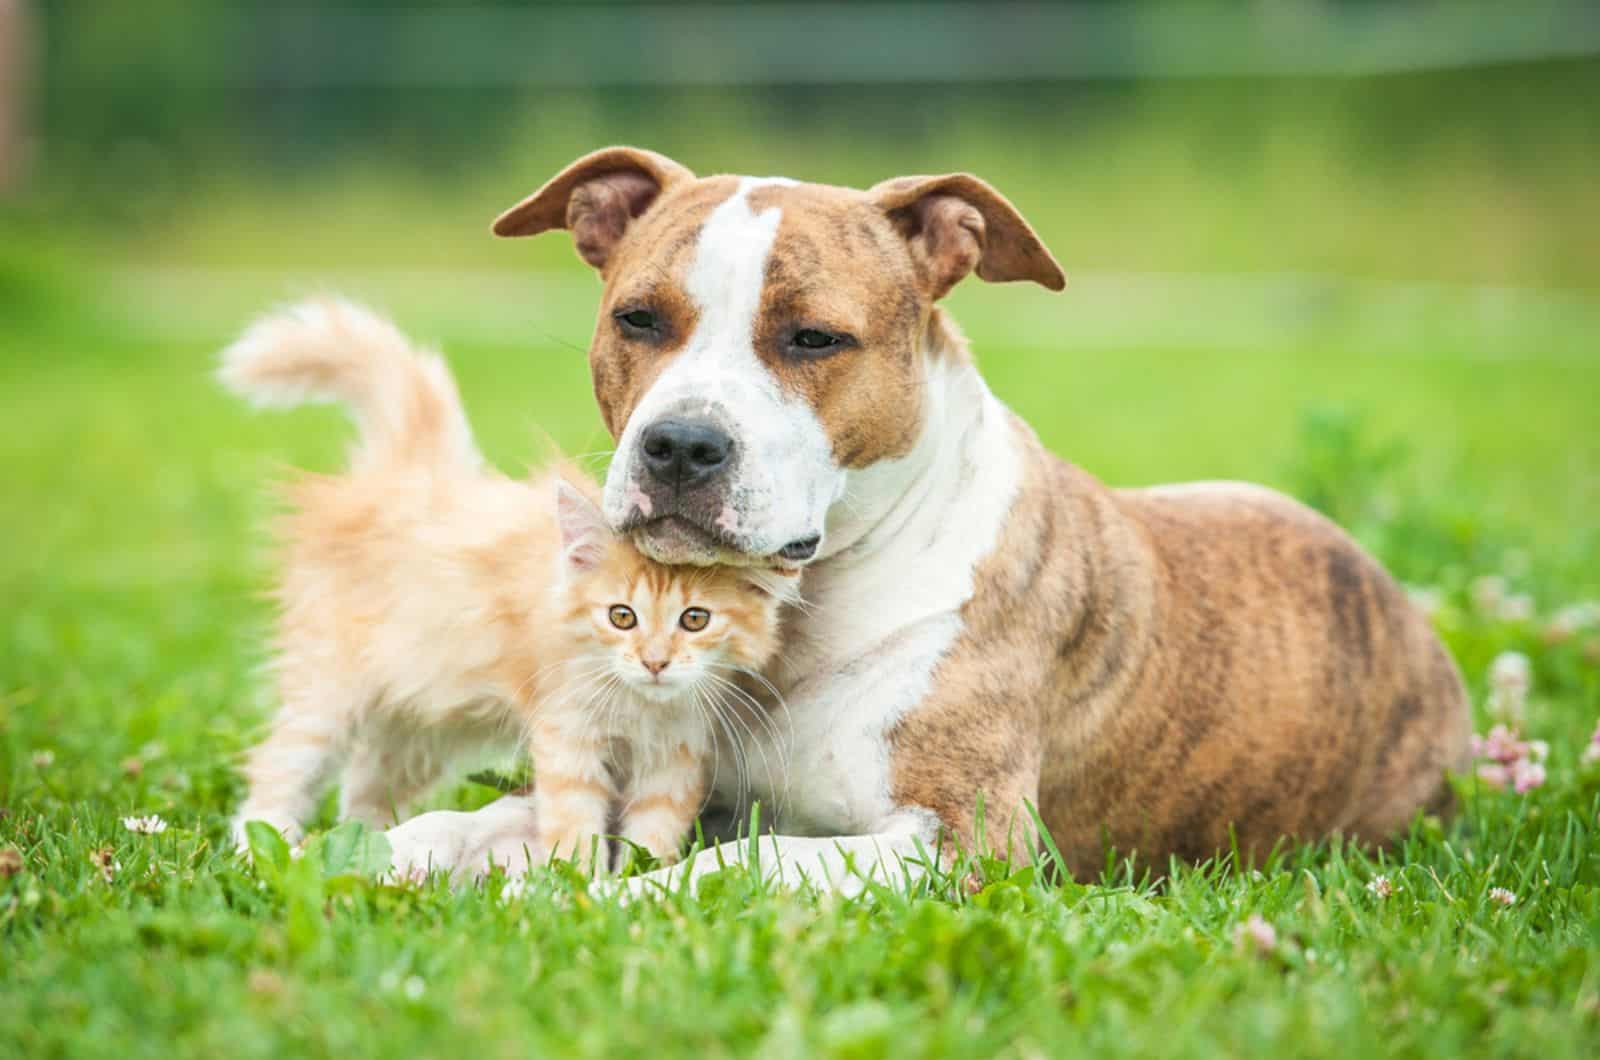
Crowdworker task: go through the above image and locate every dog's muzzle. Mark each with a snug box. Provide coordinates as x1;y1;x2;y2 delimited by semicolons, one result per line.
610;401;834;569
617;413;744;564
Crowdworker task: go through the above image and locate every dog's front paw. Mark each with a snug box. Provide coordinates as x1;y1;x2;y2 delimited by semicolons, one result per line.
474;832;548;882
383;809;478;883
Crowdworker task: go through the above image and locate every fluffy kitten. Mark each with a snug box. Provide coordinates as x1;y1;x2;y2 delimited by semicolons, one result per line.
220;299;789;870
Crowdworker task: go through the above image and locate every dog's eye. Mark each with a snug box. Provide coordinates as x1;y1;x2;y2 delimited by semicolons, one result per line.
614;308;659;335
608;605;637;630
787;328;851;357
679;607;711;632
793;329;844;350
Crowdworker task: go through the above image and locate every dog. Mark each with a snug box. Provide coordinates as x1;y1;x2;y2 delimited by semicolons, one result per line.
380;147;1471;889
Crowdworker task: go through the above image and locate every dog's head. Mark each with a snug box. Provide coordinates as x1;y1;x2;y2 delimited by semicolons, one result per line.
495;147;1063;567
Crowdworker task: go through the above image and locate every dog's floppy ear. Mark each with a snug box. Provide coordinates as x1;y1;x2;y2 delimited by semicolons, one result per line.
492;146;695;270
869;173;1064;300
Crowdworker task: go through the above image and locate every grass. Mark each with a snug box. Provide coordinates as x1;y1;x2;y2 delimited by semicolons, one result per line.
3;102;1600;1051
3;263;1598;1058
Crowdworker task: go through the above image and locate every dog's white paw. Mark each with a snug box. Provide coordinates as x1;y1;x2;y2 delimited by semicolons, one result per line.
383;808;478;883
474;834;547;882
383;797;546;888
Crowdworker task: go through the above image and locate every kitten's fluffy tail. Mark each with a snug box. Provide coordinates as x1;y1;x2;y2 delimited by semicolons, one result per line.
218;297;481;473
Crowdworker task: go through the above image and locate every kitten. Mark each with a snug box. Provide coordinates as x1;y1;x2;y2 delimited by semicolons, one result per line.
220;299;790;870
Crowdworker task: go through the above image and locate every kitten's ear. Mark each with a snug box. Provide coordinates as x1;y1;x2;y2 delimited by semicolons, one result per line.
555;480;610;572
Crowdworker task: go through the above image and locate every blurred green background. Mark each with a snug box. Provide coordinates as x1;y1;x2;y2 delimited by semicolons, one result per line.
1;0;1597;604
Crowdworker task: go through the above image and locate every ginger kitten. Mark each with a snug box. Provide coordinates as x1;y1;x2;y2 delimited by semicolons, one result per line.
221;299;790;870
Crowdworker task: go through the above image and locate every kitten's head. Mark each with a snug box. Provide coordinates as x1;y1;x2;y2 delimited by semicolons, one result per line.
555;481;795;704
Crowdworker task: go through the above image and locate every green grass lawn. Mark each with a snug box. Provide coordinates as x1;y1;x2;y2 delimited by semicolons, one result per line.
2;257;1599;1058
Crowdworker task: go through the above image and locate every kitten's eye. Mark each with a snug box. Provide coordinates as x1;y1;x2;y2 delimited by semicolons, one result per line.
679;607;710;632
614;308;660;336
608;605;637;630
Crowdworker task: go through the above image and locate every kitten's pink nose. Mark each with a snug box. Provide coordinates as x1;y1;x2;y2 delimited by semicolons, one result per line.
643;659;669;676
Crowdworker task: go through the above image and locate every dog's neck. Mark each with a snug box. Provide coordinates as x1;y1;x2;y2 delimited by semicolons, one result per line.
784;310;1024;678
823;309;993;557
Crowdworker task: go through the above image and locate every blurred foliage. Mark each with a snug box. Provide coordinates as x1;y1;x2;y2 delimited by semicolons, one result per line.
1284;405;1412;532
5;4;1597;289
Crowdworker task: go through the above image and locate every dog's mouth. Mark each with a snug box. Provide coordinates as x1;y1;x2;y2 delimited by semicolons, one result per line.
628;516;819;569
629;515;740;566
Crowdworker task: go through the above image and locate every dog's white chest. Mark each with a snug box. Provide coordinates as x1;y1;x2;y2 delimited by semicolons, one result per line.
717;381;1025;835
752;690;898;836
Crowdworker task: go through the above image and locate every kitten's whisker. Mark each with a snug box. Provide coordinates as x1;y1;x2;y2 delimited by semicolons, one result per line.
699;687;750;821
535;670;614;720
704;678;788;820
572;674;623;759
687;693;724;823
705;670;795;820
702;682;776;822
512;654;613;699
702;662;789;716
701;664;796;766
508;657;616;721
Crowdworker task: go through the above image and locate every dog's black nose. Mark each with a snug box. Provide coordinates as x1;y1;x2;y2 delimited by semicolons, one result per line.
640;419;733;488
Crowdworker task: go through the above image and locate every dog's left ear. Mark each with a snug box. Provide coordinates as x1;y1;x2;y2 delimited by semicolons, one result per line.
869;174;1064;300
492;146;695;270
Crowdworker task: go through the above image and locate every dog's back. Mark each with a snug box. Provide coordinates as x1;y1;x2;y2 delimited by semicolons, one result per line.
1037;475;1471;874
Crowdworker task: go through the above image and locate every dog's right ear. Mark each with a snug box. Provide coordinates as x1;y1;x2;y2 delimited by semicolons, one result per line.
492;147;694;270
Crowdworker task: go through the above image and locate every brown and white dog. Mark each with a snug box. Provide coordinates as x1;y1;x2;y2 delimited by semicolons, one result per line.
381;147;1472;889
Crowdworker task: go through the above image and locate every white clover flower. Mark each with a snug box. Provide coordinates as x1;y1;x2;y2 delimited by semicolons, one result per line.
1486;652;1531;722
31;750;55;769
121;814;169;836
1470;575;1508;616
1233;914;1278;955
1366;875;1397;899
1511;759;1546;794
1582;719;1600;766
1498;594;1535;623
1546;602;1600;644
1487;887;1518;906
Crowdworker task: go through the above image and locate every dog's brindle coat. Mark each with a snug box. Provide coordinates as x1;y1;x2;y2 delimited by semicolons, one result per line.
383;148;1471;887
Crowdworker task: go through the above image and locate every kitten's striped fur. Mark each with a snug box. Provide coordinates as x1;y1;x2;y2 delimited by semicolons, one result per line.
221;299;789;870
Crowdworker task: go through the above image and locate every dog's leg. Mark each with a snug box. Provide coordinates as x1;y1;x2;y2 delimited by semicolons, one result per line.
382;799;939;896
384;793;544;881
616;809;941;899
